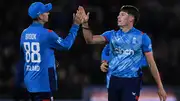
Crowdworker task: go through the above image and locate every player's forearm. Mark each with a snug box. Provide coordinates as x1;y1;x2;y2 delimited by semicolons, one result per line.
82;23;94;44
63;24;79;50
149;61;164;89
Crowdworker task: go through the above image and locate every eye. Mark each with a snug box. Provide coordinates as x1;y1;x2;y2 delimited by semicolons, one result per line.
121;13;125;16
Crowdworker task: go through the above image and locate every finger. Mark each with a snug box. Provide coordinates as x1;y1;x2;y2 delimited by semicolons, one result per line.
76;13;79;17
103;66;108;70
100;67;105;72
79;6;83;8
78;6;82;9
158;94;162;101
76;13;80;18
163;95;167;101
101;68;107;72
103;63;108;67
104;62;108;66
87;12;90;17
78;6;84;10
77;9;81;14
101;64;108;68
78;6;86;14
100;66;108;72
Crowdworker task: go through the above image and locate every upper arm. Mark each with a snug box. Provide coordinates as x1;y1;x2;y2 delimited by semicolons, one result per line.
100;30;112;43
48;30;64;50
91;35;106;44
142;33;152;53
89;30;112;44
142;34;154;64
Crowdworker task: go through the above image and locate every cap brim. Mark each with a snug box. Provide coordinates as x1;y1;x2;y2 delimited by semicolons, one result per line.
44;3;52;12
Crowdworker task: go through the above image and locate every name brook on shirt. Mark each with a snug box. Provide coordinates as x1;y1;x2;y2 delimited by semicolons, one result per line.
25;33;36;40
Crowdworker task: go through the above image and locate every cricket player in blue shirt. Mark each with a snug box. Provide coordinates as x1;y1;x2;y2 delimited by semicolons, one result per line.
101;44;148;89
20;2;84;101
79;5;167;101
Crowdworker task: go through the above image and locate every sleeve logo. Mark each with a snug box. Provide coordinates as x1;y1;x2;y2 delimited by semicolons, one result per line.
148;44;152;49
57;37;62;43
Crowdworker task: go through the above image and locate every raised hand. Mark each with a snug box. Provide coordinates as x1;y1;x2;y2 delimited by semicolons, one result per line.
73;6;85;25
78;6;90;23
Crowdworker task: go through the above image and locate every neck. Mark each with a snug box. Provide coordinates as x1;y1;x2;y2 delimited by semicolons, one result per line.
120;24;133;33
34;20;45;25
39;20;45;25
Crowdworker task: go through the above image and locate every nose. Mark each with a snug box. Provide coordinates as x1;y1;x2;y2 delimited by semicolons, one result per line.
117;15;120;19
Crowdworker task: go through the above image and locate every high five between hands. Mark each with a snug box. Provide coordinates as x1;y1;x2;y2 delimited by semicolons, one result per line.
73;6;90;26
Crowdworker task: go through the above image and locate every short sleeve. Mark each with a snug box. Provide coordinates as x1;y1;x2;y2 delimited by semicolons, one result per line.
100;30;113;42
142;33;153;52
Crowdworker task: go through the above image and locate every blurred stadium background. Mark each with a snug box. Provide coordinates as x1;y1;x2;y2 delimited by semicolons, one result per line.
0;0;180;101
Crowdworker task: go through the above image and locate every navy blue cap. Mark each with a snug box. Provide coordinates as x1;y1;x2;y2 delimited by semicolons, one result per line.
28;2;52;19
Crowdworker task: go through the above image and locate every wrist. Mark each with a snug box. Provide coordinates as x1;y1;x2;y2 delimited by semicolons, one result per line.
72;24;80;28
73;22;80;26
157;84;164;90
101;60;107;63
82;22;89;27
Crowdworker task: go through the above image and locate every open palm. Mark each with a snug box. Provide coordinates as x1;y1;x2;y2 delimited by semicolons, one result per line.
78;6;90;23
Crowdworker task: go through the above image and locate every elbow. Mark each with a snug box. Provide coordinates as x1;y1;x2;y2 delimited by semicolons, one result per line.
64;46;71;50
63;44;72;50
85;40;93;44
67;46;71;50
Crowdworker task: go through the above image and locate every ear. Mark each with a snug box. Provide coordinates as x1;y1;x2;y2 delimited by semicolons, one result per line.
129;15;134;22
38;14;43;20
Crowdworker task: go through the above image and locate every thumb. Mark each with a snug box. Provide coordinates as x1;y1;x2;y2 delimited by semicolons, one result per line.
104;62;108;66
87;12;90;17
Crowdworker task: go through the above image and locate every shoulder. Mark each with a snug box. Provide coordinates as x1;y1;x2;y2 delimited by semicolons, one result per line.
20;28;29;39
103;30;114;34
43;28;56;36
44;28;59;40
102;30;116;36
21;27;29;34
133;28;146;35
22;28;28;33
47;29;53;33
133;28;151;39
42;28;55;33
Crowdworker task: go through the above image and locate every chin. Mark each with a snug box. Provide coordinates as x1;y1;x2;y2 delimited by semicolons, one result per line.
118;22;123;26
117;23;121;26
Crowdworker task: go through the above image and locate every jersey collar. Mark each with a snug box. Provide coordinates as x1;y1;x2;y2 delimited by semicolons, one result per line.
120;27;135;34
31;21;44;27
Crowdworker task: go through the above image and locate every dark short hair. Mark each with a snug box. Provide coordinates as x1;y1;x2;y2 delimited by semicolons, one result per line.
120;5;140;25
